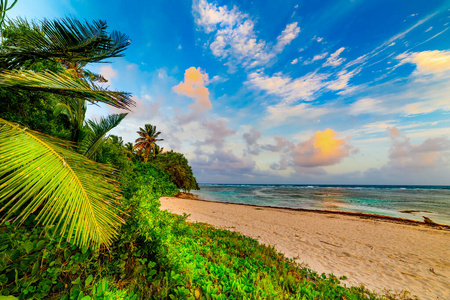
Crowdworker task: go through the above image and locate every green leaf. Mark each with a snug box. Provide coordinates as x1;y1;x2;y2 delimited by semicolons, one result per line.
0;296;20;300
0;69;134;110
85;274;93;287
0;119;123;249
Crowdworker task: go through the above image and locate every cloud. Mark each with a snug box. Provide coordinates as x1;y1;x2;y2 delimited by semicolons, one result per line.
246;71;328;103
291;58;298;65
265;103;330;125
402;98;450;115
323;47;345;67
172;67;211;122
273;22;301;52
327;69;358;91
303;52;328;65
243;127;261;146
292;129;353;168
201;119;236;148
270;155;288;170
193;0;300;68
243;127;262;155
349;98;386;115
247;65;361;106
191;149;256;178
193;0;242;33
397;50;450;74
261;136;295;152
99;65;118;82
387;128;450;171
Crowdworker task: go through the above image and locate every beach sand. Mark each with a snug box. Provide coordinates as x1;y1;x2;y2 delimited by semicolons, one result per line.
160;197;450;300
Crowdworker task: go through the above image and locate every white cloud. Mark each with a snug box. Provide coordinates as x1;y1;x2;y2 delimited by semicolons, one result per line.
303;52;328;65
323;47;346;67
291;58;298;65
349;98;386;115
193;0;300;68
265;103;330;125
327;69;358;91
99;65;118;82
193;0;242;33
246;71;328;103
273;22;301;52
397;50;450;74
402;98;450;115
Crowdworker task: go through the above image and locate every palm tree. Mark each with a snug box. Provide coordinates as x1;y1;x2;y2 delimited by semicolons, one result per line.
124;142;135;158
0;0;17;29
79;114;128;159
0;14;134;249
109;135;124;147
134;124;163;163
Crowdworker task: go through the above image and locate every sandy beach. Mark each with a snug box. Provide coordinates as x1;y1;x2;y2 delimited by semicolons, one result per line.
160;197;450;300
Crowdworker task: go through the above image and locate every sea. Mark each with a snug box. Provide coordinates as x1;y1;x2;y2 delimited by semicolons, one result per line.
193;184;450;225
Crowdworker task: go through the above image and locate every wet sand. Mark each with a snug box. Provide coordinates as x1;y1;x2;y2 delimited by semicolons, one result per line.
160;196;450;300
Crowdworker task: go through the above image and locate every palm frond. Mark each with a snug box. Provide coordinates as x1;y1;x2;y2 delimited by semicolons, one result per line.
0;0;18;28
0;69;134;109
0;118;123;249
79;113;128;159
0;17;130;69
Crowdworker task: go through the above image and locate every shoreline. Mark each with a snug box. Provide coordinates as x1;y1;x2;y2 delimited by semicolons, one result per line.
160;196;450;300
182;194;450;229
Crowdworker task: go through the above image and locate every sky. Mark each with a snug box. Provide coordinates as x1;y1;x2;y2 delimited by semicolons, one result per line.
9;0;450;185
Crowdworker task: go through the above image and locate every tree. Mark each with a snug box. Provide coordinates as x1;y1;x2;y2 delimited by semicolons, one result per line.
134;124;163;163
154;151;200;192
0;15;134;249
0;119;123;248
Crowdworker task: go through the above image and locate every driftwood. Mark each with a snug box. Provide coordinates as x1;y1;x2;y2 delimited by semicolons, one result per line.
423;216;436;225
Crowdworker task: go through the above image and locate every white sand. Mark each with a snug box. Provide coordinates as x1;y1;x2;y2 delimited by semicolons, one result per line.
160;197;450;300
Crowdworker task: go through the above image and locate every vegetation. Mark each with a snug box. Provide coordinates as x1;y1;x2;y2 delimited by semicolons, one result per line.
154;151;200;192
134;124;164;163
0;5;415;300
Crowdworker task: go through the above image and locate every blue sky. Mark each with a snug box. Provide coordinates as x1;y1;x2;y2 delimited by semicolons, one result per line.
10;0;450;184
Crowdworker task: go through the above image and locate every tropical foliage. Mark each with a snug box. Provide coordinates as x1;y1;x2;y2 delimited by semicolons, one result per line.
0;119;123;248
154;151;200;192
0;169;414;299
0;5;416;300
0;16;133;248
134;124;163;162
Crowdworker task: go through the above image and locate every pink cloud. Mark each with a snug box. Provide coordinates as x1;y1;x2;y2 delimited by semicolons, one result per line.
173;67;211;122
292;129;353;168
387;128;450;170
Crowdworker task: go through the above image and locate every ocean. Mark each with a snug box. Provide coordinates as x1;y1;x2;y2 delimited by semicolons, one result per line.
193;184;450;225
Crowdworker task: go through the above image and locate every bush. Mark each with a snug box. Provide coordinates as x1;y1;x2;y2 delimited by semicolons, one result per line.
0;165;414;300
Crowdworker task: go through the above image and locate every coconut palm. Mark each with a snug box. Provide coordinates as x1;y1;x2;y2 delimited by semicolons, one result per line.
79;114;128;159
0;0;17;29
134;124;164;163
0;14;134;249
0;17;133;109
0;119;123;248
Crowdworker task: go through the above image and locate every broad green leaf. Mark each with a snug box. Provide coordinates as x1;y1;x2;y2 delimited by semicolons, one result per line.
0;69;133;110
0;119;123;249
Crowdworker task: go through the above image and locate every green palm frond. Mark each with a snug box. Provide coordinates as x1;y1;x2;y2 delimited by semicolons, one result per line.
134;124;163;162
0;69;134;109
79;113;128;159
0;0;18;28
0;118;123;249
0;17;130;69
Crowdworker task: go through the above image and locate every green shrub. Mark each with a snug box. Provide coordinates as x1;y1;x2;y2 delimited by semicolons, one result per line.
0;170;415;300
